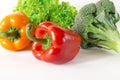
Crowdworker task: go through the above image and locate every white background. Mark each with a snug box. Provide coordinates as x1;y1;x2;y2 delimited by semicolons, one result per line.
0;0;120;80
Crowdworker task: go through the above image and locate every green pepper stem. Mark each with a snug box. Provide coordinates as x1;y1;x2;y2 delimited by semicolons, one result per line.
0;27;20;42
26;24;47;44
0;31;8;38
0;31;18;38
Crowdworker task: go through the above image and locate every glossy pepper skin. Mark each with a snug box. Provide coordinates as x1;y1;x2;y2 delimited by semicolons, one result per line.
27;22;82;64
0;12;32;51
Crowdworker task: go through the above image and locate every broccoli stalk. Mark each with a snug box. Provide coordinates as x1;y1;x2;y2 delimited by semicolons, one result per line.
72;0;120;53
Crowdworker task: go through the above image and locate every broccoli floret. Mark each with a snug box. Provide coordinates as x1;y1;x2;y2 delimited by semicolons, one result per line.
78;3;96;18
73;3;96;34
96;0;115;15
72;0;120;53
96;0;119;23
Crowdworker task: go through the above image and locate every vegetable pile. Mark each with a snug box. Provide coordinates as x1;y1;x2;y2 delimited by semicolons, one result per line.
72;0;120;53
0;0;82;64
0;0;120;64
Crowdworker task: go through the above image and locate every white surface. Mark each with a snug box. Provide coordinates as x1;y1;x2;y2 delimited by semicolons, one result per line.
0;0;120;80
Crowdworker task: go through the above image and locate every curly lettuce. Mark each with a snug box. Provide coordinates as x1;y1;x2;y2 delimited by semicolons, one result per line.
14;0;78;28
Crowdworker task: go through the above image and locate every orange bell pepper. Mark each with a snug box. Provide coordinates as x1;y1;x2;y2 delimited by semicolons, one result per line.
0;12;33;51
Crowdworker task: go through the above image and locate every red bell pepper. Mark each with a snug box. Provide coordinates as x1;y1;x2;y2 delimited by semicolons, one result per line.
26;21;82;64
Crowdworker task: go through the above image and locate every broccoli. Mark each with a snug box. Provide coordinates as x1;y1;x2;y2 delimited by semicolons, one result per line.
72;0;120;53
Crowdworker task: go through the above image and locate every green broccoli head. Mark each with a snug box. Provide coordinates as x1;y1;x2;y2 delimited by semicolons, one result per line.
96;0;119;23
73;3;96;34
78;3;96;18
72;0;120;53
96;0;115;15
